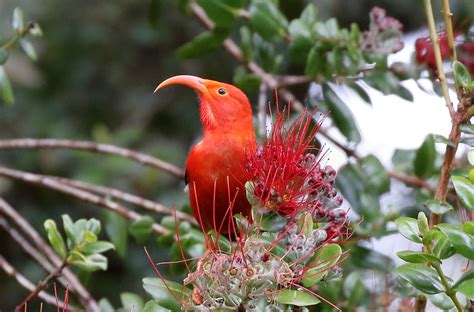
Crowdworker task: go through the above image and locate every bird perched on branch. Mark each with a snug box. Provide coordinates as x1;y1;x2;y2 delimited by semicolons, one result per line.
155;75;256;234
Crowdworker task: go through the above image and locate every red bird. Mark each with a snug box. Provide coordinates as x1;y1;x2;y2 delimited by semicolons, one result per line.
155;75;256;234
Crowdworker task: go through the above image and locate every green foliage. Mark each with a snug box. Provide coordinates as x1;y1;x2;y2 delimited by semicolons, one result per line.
451;175;474;210
143;278;191;311
395;263;444;294
276;290;320;306
0;7;42;105
452;61;474;89
44;214;114;272
129;215;154;244
302;244;342;287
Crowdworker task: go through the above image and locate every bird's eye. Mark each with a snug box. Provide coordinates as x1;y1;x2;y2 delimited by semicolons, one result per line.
217;88;227;95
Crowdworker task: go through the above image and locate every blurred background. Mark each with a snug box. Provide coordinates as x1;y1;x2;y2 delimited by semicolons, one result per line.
0;0;473;310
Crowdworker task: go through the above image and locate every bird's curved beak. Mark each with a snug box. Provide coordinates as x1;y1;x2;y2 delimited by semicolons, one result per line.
154;75;208;95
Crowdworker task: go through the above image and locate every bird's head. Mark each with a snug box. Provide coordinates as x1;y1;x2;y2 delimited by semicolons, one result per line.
155;75;253;132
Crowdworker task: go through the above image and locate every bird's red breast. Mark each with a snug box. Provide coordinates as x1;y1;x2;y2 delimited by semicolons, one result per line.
155;75;256;234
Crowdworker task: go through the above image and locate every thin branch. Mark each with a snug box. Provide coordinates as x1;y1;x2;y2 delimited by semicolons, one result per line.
46;175;196;225
0;138;184;178
441;0;457;61
15;260;68;312
423;0;455;117
0;166;171;235
257;83;268;137
0;197;100;312
0;255;75;311
0;215;58;276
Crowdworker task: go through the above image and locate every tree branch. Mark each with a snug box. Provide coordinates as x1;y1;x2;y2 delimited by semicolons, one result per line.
422;0;455;117
0;138;184;178
0;255;75;311
441;0;457;61
0;197;100;312
15;260;68;312
45;175;196;225
0;167;171;235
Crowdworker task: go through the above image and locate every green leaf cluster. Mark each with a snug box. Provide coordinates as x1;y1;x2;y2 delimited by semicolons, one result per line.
44;214;115;272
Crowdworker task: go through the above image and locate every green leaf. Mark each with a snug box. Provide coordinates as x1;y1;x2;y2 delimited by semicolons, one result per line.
86;218;101;235
253;207;287;232
314;18;339;38
396;250;440;264
305;45;324;77
70;252;108;272
302;244;342;287
392;149;416;173
463;221;474;235
276;289;320;306
44;219;67;260
20;39;37;61
432;134;456;147
98;298;115;312
428;293;455;310
176;30;227;59
452;61;472;88
249;0;288;42
323;84;361;143
432;235;455;259
61;214;77;249
12;7;24;31
395;217;422;243
437;224;474;260
129;216;154;244
417;212;429;235
468;148;474;166
196;0;241;28
81;241;115;255
104;211;128;258
0;49;8;65
423;199;454;215
351;83;372;105
460;124;474;134
121;292;144;312
143;300;171;312
0;66;14;105
395;85;414;102
143;278;191;311
360;155;390;194
451;175;474;210
452;271;474;299
395;263;444;294
413;135;436;179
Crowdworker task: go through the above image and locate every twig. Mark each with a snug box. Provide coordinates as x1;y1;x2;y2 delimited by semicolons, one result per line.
0;139;184;178
15;260;68;312
423;0;455;117
0;215;59;277
0;166;171;235
46;175;196;225
0;197;100;312
441;0;457;61
0;255;75;311
257;83;268;137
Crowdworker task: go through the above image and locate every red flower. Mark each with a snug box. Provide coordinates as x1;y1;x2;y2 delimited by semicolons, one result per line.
245;110;343;219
